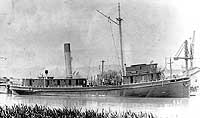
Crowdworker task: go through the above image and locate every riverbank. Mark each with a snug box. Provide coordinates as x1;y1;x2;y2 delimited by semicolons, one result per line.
0;104;156;118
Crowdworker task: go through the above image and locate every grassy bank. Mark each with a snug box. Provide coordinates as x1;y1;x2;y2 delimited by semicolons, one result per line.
0;104;156;118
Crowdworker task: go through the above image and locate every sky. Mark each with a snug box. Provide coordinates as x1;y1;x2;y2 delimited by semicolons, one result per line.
0;0;200;78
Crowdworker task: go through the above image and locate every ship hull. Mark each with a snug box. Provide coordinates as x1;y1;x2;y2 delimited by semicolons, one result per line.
11;77;190;98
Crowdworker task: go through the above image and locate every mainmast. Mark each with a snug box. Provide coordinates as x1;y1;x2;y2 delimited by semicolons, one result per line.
117;3;125;79
97;3;125;81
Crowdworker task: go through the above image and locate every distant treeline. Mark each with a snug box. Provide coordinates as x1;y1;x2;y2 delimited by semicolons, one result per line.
0;104;156;118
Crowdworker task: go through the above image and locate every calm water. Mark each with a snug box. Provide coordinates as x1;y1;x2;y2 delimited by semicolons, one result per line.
0;94;199;118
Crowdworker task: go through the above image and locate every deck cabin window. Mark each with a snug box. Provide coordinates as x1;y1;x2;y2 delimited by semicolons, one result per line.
69;80;71;86
29;80;32;86
57;80;60;86
130;76;133;83
76;79;78;85
83;80;86;87
46;80;49;87
142;75;145;82
151;74;153;80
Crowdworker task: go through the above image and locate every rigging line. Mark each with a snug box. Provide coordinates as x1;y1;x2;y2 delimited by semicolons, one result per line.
175;42;184;57
87;58;92;78
108;20;121;67
122;22;135;38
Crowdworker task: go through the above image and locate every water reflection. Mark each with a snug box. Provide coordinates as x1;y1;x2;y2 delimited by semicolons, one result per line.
0;94;198;118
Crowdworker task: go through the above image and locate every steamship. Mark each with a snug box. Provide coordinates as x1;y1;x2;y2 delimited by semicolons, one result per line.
10;3;190;97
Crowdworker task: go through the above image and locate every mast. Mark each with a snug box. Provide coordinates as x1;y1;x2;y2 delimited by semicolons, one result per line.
117;3;125;80
184;40;189;76
190;30;195;69
169;58;172;78
96;3;125;83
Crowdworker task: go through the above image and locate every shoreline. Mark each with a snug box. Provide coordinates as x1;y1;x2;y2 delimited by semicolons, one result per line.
0;104;156;118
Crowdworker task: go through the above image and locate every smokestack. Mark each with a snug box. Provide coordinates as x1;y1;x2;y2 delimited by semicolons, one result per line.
64;43;72;78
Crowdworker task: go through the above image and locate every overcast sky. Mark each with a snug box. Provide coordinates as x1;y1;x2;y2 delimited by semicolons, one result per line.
0;0;200;78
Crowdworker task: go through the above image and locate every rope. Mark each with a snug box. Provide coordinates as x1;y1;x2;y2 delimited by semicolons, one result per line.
108;20;121;68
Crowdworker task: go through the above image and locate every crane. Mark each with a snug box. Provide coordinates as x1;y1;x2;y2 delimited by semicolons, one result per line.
174;31;195;76
190;30;195;69
174;40;191;76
